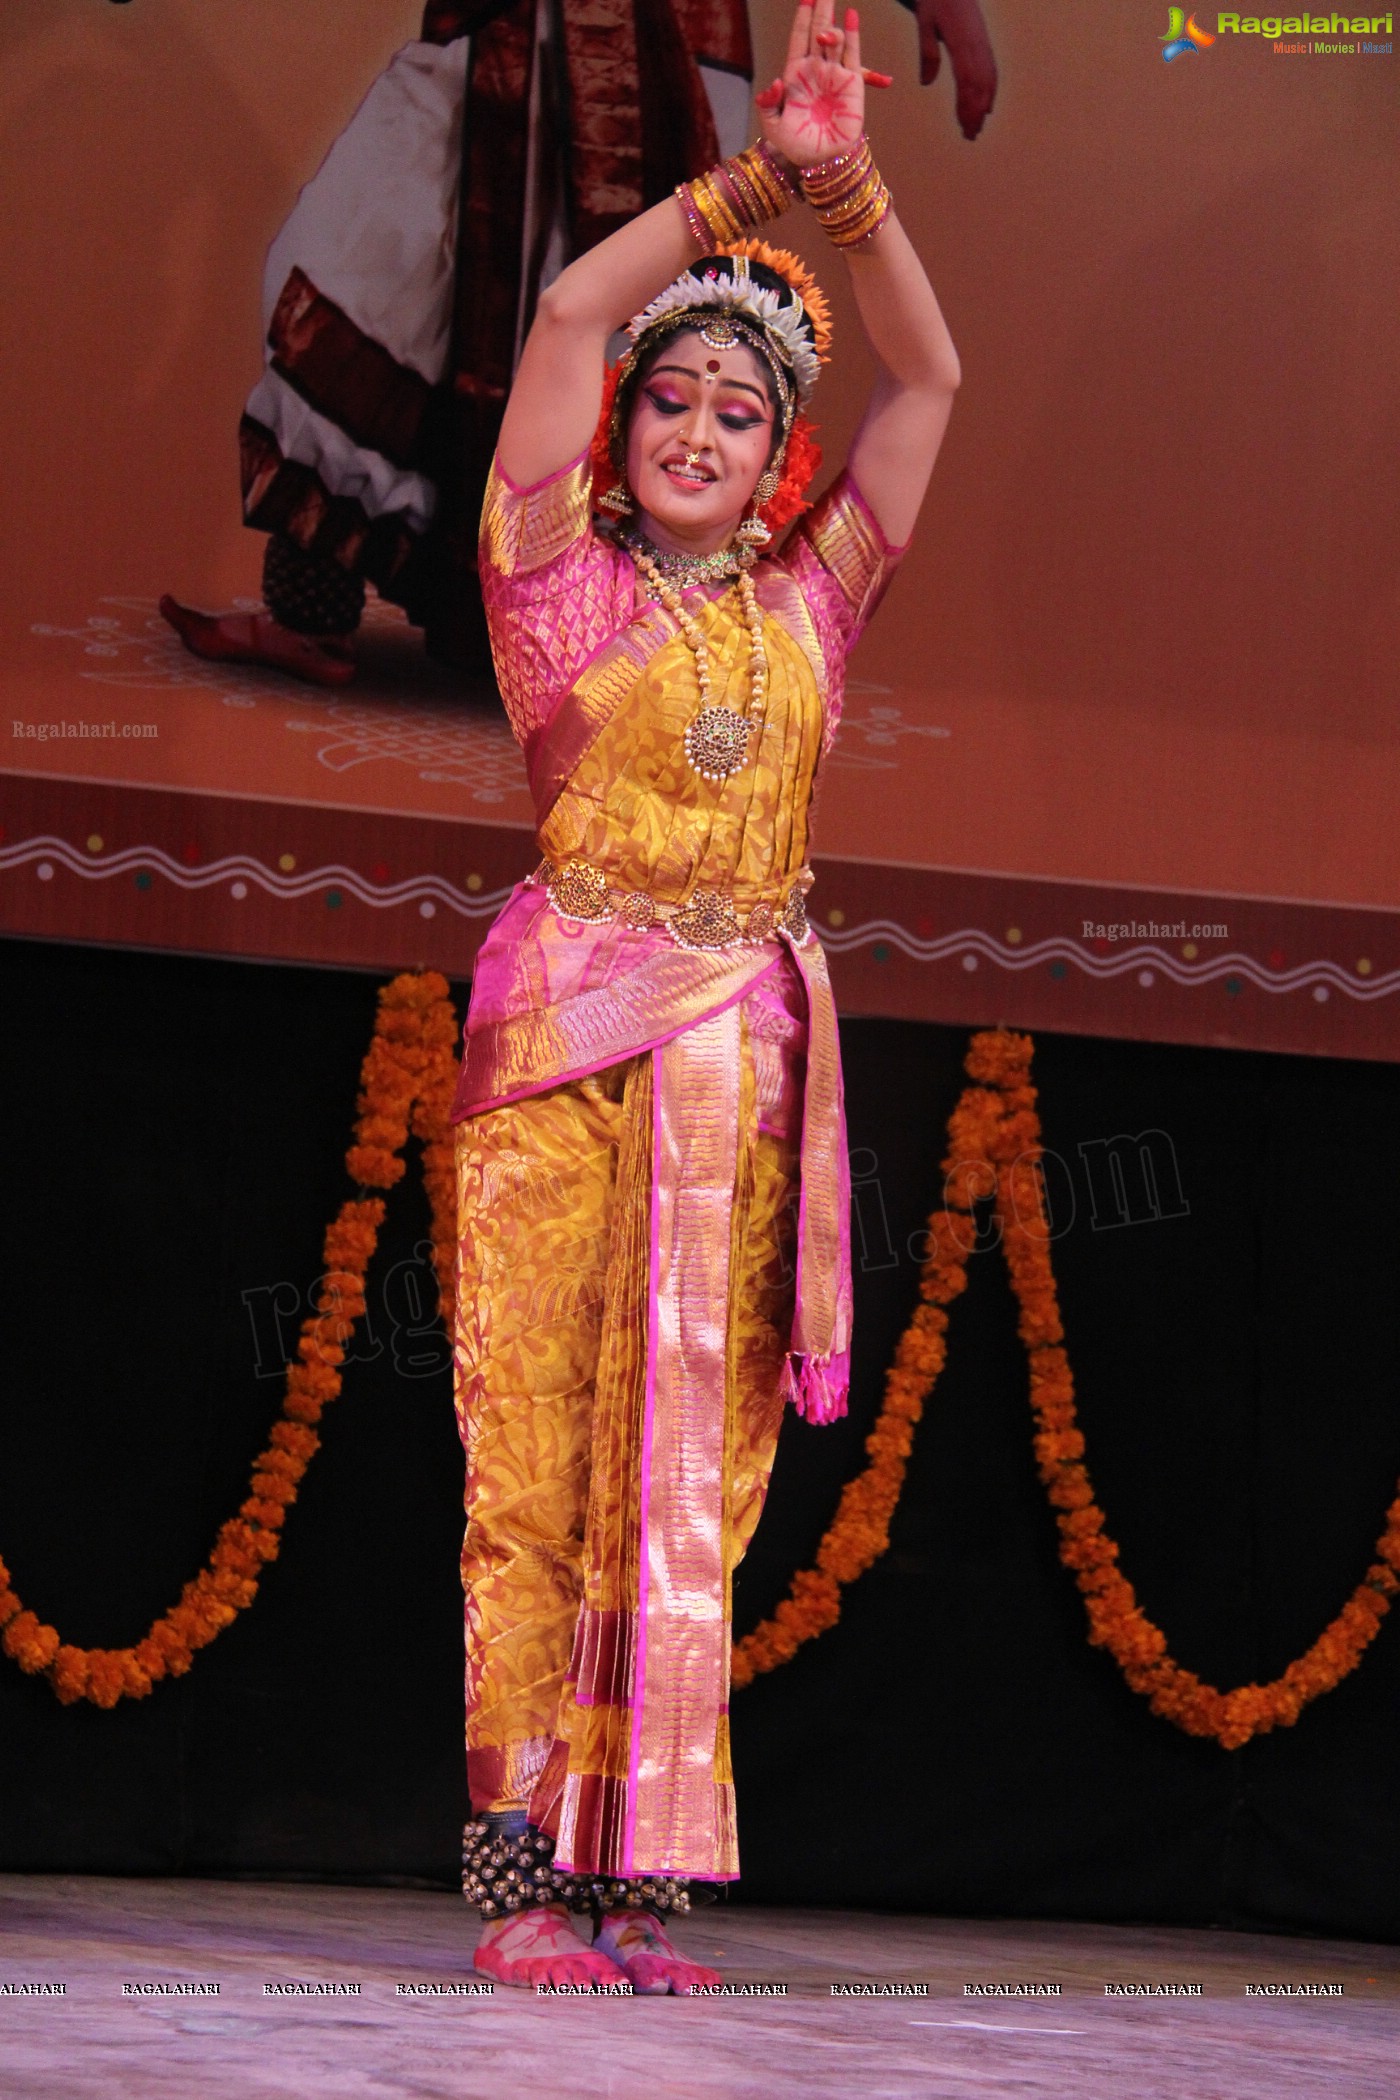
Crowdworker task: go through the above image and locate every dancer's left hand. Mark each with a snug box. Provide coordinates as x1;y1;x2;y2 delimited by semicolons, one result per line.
755;0;893;170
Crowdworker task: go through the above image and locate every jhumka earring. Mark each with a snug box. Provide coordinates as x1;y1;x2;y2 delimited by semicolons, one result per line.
734;463;783;560
597;481;635;517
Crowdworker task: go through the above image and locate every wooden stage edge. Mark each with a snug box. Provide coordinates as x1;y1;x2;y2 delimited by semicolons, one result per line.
0;1876;1396;2099
4;766;1398;1066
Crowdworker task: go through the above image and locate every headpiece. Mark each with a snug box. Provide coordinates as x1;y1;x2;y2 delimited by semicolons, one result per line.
625;242;832;411
595;241;831;541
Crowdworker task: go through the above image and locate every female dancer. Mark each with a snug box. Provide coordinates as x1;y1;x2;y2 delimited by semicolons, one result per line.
451;0;960;1994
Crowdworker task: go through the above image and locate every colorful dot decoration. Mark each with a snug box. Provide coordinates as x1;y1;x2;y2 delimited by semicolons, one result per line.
872;942;891;964
1357;958;1372;976
134;872;152;892
278;853;296;872
466;872;484;893
86;833;104;853
1005;926;1022;945
326;890;343;910
827;908;846;928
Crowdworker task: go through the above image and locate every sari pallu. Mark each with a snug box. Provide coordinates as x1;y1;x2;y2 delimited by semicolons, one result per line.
451;446;904;1879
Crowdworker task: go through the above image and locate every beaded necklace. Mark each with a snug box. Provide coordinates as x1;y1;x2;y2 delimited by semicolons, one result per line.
623;536;769;784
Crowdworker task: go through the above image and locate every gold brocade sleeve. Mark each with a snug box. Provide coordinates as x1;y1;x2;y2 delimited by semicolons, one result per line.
793;470;905;638
480;449;594;579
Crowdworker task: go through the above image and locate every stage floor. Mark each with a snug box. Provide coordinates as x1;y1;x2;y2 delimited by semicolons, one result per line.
0;1877;1395;2099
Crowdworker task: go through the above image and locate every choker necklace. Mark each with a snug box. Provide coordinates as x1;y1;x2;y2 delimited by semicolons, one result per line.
617;527;746;590
623;539;768;784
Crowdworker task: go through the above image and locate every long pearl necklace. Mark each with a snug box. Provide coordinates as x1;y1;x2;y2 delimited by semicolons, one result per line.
626;542;769;784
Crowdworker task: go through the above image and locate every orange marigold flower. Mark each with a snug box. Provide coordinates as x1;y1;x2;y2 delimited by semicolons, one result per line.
51;1645;92;1704
4;1612;61;1671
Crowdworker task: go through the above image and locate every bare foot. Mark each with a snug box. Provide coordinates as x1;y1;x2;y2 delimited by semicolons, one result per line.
159;597;357;688
594;1910;721;1995
473;1904;627;1991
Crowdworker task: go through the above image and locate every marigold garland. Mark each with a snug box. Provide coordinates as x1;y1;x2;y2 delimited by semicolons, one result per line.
734;1027;1400;1749
8;995;1398;1747
0;972;461;1708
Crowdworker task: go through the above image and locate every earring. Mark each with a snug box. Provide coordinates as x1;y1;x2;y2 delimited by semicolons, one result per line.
597;481;634;517
733;457;783;562
734;513;774;558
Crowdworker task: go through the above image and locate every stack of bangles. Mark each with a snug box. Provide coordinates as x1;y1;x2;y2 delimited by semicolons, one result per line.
675;140;797;249
796;135;892;249
676;134;892;252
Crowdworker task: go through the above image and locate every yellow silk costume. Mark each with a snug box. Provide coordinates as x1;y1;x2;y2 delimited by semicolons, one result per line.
450;445;902;1883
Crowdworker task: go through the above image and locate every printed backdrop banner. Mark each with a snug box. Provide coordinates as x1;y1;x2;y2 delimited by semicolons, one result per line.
1;0;1397;1057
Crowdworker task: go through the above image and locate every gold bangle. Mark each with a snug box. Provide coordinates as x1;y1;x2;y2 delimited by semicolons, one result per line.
797;136;892;251
675;142;797;251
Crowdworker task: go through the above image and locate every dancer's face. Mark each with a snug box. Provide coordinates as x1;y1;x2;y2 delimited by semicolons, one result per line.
625;330;781;554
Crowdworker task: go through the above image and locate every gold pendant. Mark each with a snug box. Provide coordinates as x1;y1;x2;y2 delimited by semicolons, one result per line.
684;705;753;783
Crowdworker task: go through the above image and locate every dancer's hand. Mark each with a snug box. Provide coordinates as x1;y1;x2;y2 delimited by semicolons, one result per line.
755;0;892;170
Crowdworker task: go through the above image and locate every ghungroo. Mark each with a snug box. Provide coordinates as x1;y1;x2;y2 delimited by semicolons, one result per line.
586;1876;693;1917
461;1812;694;1921
462;1811;587;1920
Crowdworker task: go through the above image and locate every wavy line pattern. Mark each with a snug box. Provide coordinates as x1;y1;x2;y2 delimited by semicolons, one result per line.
4;837;1394;1003
819;919;1398;1001
0;836;511;920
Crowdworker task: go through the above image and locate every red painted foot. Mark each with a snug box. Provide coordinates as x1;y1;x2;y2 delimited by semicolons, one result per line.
473;1905;627;1991
594;1911;722;1996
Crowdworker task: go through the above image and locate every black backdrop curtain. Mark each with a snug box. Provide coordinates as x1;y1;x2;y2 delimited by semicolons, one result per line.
2;938;1398;1941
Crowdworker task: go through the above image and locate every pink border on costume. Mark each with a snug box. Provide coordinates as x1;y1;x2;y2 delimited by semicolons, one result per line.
623;1044;667;1878
459;952;784;1120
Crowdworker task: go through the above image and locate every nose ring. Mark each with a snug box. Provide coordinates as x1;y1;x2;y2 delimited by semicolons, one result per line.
685;450;702;468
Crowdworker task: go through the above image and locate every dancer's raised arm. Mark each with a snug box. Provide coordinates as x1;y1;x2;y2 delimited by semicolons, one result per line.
755;0;960;547
497;0;957;508
495;194;701;490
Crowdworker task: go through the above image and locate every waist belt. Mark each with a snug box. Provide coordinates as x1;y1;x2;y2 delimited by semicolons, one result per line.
529;857;813;953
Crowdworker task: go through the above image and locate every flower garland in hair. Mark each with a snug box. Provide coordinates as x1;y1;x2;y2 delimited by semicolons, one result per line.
735;1029;1400;1750
0;972;460;1708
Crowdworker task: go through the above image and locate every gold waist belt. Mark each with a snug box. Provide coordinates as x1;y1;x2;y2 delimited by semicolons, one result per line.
530;857;814;953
